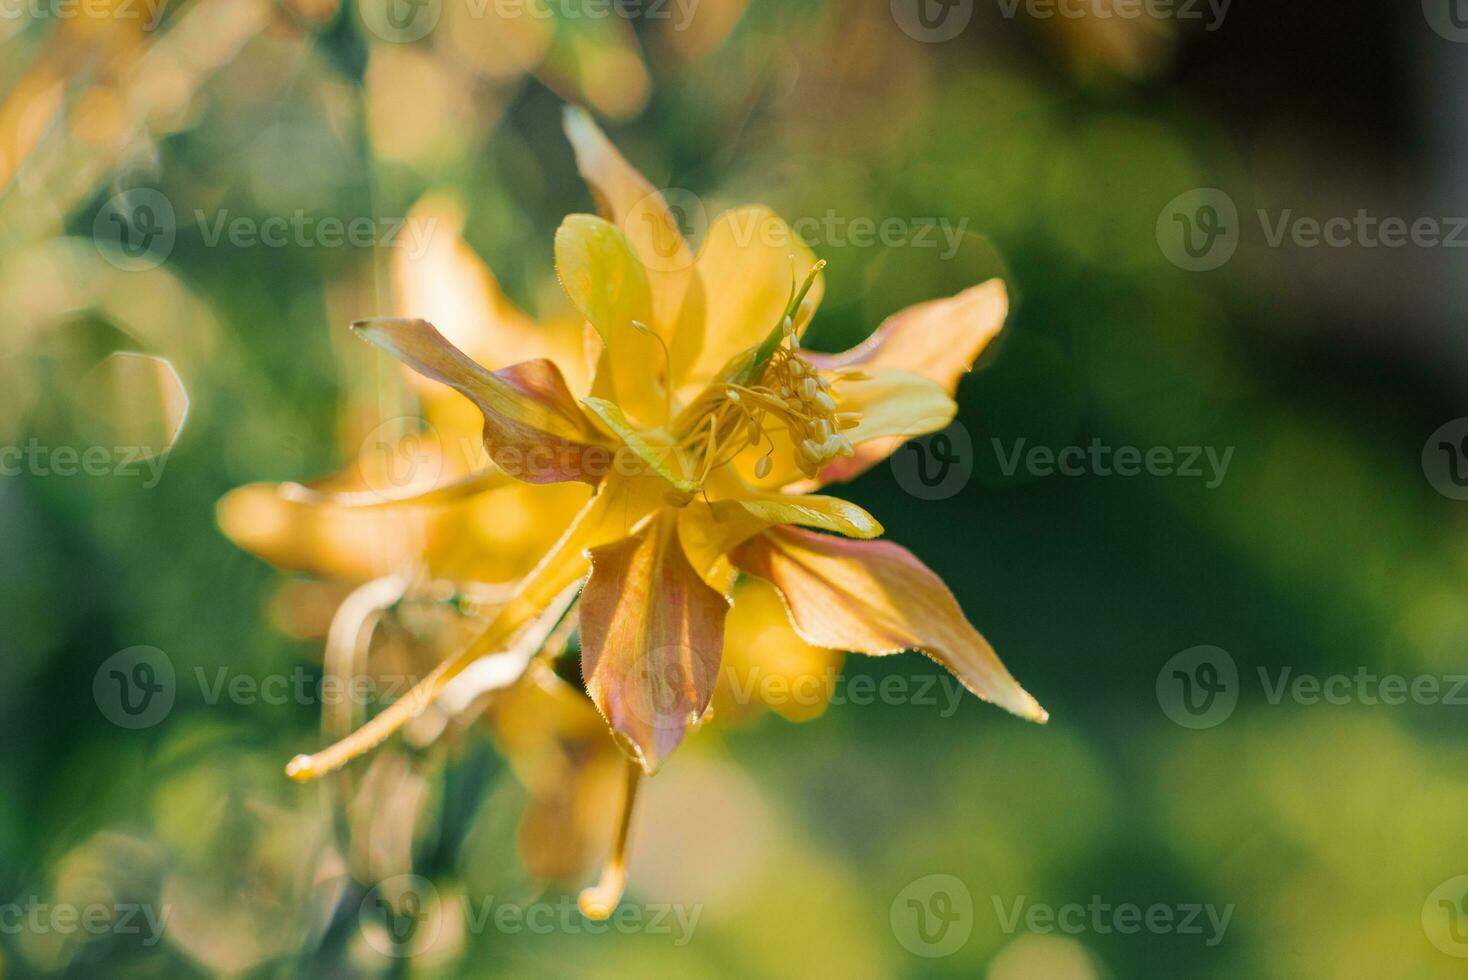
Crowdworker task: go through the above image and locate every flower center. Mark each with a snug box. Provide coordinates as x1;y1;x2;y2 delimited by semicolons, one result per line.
678;335;863;483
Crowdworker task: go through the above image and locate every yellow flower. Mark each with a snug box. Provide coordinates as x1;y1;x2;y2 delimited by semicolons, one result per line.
216;195;591;588
285;106;1047;917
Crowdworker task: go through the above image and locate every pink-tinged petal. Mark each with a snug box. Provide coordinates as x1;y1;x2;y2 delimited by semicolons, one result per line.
808;279;1007;388
581;513;730;774
353;318;610;485
730;526;1047;723
563;106;697;336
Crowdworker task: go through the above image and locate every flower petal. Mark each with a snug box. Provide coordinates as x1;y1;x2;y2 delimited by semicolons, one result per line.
809;279;1007;390
670;206;823;396
803;281;1006;486
283;472;665;782
729;526;1047;723
831;368;957;448
277;467;513;510
353;318;609;484
677;487;883;583
581;512;729;774
734;492;884;539
791;368;957;489
496;471;670;632
563;106;696;335
392;194;585;377
715;577;846;724
554;214;670;426
582;396;698;494
486;661;626;882
216;482;419;581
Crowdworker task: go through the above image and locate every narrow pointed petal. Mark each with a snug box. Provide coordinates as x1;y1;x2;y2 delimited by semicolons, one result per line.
734;493;884;539
803;281;1007;486
353;318;609;484
219;472;588;586
216;482;416;581
581;513;729;773
670;206;823;396
563;105;696;335
554;215;670;425
730;526;1047;723
808;279;1007;389
278;467;513;510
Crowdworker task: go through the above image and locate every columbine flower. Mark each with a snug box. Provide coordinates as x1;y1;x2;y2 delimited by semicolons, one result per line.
284;106;1047;918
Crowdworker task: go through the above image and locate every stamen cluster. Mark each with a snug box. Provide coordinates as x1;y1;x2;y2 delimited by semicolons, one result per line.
761;345;860;478
678;327;863;484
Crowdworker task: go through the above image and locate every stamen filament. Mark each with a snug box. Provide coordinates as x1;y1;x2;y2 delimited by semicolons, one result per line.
632;319;674;423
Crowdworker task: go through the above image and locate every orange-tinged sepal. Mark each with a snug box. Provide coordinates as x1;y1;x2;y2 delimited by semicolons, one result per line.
730;525;1047;723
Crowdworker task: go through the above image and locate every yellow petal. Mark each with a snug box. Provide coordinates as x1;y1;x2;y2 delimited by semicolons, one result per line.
784;367;956;490
581;396;698;494
277;467;513;510
581;512;730;774
734;492;883;539
715;577;845;724
803;281;1006;486
676;487;882;585
352;318;609;484
390;195;589;439
554;214;669;425
486;661;625;882
563;105;697;335
216;482;418;581
729;526;1047;723
832;368;957;446
677;498;770;586
670;206;823;397
494;471;670;633
219;473;585;590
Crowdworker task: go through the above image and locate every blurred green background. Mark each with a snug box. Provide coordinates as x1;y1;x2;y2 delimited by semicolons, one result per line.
4;1;1468;977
